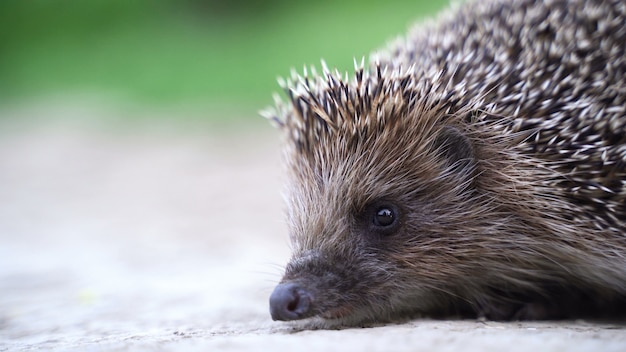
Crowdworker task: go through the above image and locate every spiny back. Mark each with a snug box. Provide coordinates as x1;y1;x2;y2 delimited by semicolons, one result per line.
264;0;626;236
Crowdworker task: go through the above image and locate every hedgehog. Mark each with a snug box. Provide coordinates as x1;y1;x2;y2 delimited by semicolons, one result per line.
262;0;626;325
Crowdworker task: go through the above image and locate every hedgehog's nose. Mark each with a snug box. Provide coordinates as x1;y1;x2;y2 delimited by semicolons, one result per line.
269;283;312;321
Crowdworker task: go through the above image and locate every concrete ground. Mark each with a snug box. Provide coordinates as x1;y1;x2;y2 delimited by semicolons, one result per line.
1;103;625;351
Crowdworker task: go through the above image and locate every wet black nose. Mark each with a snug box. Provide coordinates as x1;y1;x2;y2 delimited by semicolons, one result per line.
269;283;312;321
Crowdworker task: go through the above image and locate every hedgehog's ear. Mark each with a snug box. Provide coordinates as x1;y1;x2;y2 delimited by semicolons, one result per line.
433;126;475;174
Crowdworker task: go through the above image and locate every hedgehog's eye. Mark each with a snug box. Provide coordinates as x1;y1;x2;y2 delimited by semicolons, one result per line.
373;207;396;227
358;202;401;237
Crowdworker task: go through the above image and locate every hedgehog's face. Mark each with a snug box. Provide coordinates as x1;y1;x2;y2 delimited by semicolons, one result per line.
269;118;479;325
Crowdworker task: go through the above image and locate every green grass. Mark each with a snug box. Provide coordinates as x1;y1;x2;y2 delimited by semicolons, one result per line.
0;0;449;112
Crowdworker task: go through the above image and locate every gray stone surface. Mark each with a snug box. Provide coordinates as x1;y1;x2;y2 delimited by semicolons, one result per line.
1;103;625;351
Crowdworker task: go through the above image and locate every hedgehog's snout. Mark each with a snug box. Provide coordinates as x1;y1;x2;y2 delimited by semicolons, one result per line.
269;282;312;321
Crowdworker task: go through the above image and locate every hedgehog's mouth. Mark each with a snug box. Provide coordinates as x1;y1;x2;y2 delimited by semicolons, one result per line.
319;304;355;320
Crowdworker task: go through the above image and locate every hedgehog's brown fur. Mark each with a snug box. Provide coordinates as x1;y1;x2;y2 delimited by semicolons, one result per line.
264;0;626;325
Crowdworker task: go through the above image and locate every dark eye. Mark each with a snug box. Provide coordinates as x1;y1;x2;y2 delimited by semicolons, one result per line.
373;207;396;227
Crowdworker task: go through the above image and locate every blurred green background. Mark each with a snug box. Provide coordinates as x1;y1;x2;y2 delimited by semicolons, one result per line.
0;0;448;118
